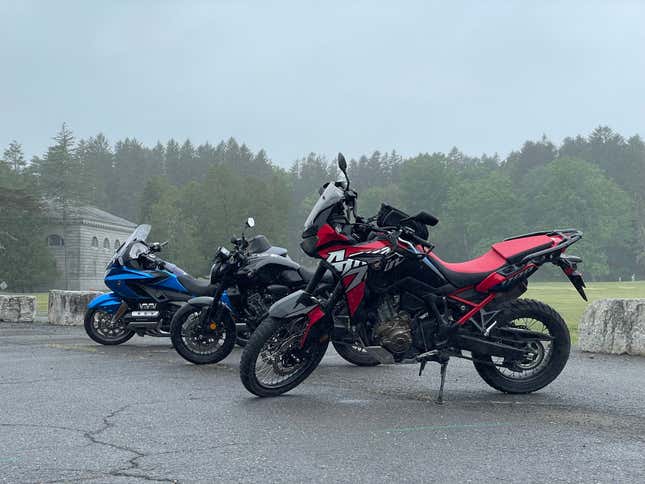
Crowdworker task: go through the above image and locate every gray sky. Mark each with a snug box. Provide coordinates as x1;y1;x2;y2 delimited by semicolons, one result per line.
2;0;644;166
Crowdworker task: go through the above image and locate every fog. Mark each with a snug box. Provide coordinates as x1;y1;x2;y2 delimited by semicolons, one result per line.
1;0;644;165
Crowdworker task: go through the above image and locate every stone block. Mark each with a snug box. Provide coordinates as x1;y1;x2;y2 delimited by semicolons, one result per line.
48;290;104;326
0;295;37;323
578;299;645;356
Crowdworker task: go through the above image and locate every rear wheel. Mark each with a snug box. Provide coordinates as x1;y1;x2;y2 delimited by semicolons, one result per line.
332;341;380;367
240;316;329;397
170;304;236;365
84;308;135;345
472;299;570;394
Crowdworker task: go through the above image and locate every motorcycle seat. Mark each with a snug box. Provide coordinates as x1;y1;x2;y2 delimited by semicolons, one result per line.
428;235;556;288
178;275;218;297
298;267;335;284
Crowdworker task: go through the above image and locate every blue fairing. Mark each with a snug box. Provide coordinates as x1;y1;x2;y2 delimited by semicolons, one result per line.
87;292;122;313
221;291;234;314
154;271;189;293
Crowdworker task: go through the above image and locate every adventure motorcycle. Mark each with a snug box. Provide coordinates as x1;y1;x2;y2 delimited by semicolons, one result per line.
170;218;337;365
84;224;227;345
240;153;587;401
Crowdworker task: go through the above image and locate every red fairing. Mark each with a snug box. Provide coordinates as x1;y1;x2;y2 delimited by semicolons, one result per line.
316;224;348;248
317;238;391;259
475;272;506;292
300;306;326;347
343;274;365;316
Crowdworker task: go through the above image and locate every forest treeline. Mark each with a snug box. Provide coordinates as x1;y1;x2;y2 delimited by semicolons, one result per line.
1;124;644;290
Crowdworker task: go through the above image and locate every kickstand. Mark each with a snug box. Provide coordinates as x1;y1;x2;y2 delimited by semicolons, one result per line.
435;360;449;405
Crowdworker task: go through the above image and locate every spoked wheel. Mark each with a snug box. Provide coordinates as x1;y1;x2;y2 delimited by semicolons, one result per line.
240;316;329;397
84;308;135;345
170;304;236;365
332;341;380;367
472;299;570;394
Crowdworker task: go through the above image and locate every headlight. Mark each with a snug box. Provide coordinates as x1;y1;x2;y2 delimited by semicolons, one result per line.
218;246;231;258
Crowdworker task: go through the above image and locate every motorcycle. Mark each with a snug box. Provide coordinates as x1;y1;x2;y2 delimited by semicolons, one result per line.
240;153;587;401
170;218;337;365
84;224;228;346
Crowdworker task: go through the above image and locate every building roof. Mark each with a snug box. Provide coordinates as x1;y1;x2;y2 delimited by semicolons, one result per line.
45;201;137;229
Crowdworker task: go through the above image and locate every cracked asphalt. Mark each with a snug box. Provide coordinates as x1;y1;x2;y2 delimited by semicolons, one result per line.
1;323;644;483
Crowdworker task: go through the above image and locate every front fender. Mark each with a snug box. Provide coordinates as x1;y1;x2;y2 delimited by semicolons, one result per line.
187;296;215;307
87;292;122;313
268;290;321;319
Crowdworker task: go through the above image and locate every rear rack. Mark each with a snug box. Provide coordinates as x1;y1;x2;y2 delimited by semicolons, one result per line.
504;228;580;241
515;229;583;265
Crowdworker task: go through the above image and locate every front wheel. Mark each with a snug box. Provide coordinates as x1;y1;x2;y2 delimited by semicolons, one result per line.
84;308;135;345
472;299;571;394
170;304;236;365
240;316;329;397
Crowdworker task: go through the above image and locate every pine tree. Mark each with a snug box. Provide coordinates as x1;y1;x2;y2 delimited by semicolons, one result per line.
165;139;181;184
3;140;26;172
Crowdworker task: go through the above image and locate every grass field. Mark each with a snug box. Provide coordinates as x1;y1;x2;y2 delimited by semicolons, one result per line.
5;282;645;343
525;281;645;342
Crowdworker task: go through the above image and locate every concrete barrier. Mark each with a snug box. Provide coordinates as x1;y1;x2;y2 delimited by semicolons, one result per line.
48;290;104;326
578;299;645;356
0;295;37;323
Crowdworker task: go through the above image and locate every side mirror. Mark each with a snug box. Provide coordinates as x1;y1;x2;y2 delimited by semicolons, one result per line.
337;152;350;189
246;217;255;228
337;153;347;172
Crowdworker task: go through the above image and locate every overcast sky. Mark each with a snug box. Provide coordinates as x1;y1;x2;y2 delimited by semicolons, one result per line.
2;1;644;166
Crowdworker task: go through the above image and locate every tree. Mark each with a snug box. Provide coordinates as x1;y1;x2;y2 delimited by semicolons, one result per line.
3;140;26;172
442;171;524;260
178;139;196;185
399;153;456;215
77;133;113;209
0;162;57;291
504;135;557;180
165;139;181;184
522;157;633;280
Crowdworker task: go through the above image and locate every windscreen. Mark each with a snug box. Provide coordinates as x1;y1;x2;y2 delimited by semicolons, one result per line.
303;183;345;230
113;224;151;266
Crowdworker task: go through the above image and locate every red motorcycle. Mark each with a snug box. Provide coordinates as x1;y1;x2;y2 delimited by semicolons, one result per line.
240;154;587;401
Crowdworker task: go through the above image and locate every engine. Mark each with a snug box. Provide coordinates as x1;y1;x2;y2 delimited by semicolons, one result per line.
242;292;271;328
373;295;413;354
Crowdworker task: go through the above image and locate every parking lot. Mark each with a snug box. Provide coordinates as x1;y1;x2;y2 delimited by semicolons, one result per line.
1;323;644;483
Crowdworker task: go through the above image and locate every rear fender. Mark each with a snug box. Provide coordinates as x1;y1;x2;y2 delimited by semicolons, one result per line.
87;292;122;313
555;254;587;301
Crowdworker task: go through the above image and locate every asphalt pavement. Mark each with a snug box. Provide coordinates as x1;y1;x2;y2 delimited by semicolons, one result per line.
1;323;644;483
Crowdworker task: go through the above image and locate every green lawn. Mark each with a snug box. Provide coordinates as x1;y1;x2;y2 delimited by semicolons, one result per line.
33;292;48;314
5;283;645;342
524;281;645;343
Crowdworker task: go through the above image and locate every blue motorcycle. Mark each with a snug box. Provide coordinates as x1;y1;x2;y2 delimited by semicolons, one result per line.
84;224;233;346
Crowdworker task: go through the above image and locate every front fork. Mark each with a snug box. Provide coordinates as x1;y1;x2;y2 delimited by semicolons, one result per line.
199;282;228;331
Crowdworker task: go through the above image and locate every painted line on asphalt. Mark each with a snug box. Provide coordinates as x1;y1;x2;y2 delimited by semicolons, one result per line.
377;422;512;433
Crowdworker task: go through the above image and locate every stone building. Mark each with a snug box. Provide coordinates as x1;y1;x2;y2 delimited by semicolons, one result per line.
45;203;136;291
